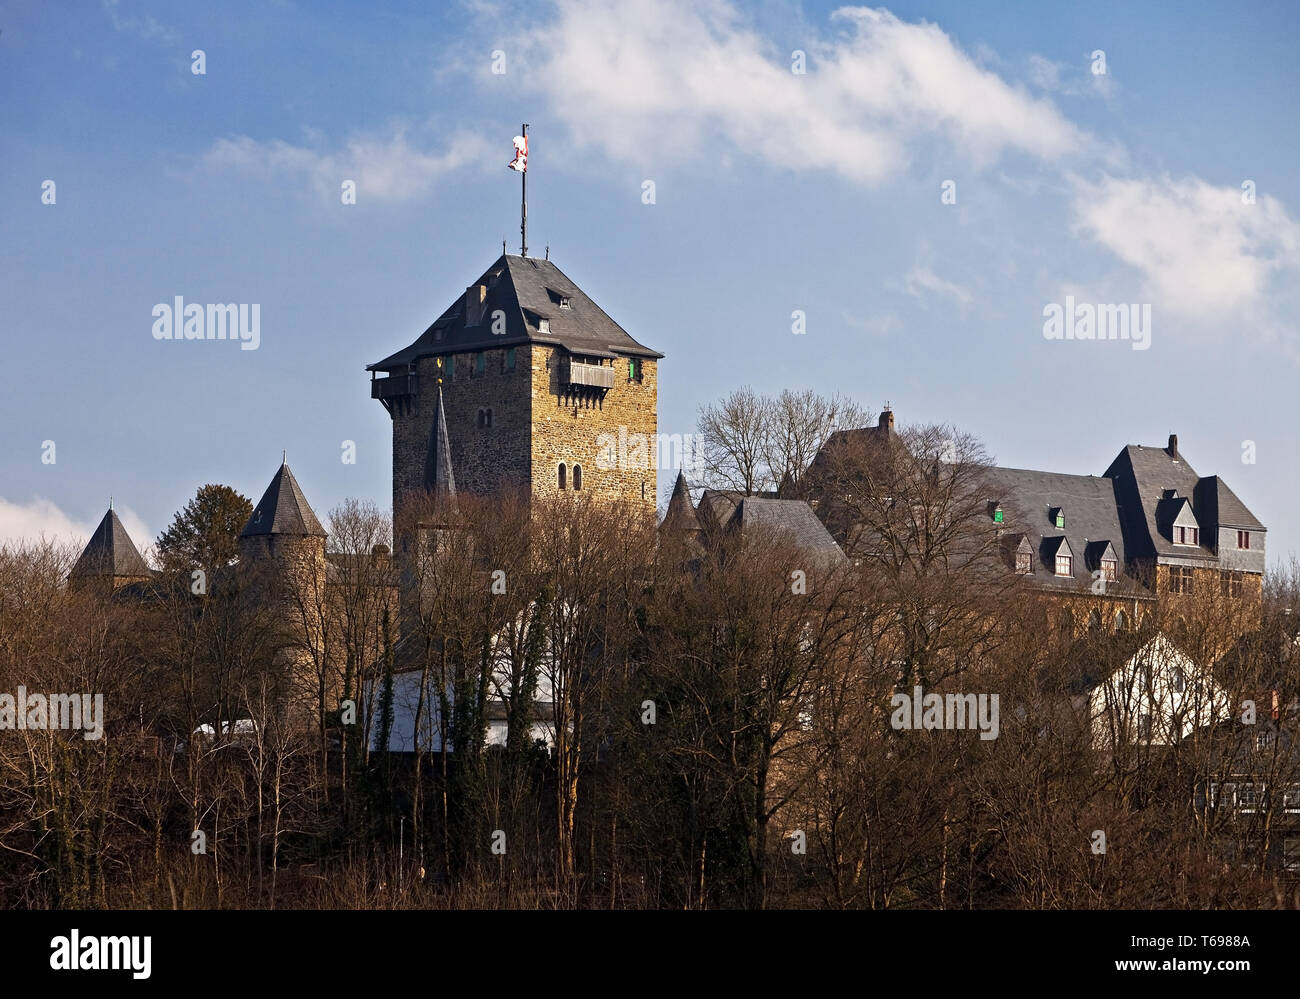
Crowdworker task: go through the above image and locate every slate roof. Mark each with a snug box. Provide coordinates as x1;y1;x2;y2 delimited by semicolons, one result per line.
426;385;457;506
368;254;663;372
1197;475;1265;531
728;497;846;567
70;508;152;579
661;472;702;533
981;465;1132;593
241;462;327;538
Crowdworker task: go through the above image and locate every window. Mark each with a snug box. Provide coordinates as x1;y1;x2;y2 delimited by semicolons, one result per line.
476;407;493;429
1101;558;1118;582
506;347;516;371
628;358;641;383
1055;554;1072;577
539;318;551;334
1237;530;1251;550
1220;570;1244;598
1137;713;1152;742
1173;667;1185;693
558;463;567;490
1174;525;1199;546
476;352;485;374
1015;551;1032;574
1284;785;1300;813
1115;610;1128;632
1285;839;1300;871
1054;511;1065;528
1237;783;1261;813
559;297;572;309
1058;609;1075;636
1088;609;1102;633
572;464;582;490
1168;566;1195;594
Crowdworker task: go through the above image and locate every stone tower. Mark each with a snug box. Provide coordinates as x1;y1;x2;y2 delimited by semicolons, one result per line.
368;254;663;521
238;460;331;714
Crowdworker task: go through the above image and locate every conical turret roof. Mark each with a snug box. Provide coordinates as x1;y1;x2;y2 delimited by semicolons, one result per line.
240;461;326;538
70;507;151;578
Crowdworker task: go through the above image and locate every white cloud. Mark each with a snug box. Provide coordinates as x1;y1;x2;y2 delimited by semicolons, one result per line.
102;0;179;44
0;497;152;562
1070;174;1300;318
903;266;972;305
202;130;495;202
509;1;1083;185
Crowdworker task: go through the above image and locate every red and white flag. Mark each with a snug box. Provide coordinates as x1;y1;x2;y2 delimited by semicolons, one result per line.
507;134;528;172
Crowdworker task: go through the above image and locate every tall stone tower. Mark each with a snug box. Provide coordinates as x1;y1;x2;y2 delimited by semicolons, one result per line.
367;254;662;521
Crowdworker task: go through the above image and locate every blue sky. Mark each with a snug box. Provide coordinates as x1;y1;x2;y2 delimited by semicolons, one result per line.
3;0;1299;565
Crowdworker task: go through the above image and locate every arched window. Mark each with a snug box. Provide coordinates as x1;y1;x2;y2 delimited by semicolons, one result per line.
483;407;493;428
573;464;582;490
1088;609;1102;633
558;463;567;490
1115;610;1128;632
1059;608;1075;637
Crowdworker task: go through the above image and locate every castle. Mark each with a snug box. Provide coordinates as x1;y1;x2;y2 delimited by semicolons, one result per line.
69;250;1268;728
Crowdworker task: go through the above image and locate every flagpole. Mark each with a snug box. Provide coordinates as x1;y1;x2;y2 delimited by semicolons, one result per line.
520;123;529;257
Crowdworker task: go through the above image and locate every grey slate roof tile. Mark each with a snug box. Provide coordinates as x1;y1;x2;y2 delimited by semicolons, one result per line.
368;255;663;372
241;462;327;538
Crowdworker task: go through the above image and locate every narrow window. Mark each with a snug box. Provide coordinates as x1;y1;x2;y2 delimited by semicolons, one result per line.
1054;511;1065;529
1102;558;1117;582
628;358;641;382
1238;530;1250;550
1088;609;1101;632
1115;610;1128;632
558;463;567;490
484;408;493;428
476;351;485;374
477;409;484;428
573;464;582;490
507;347;516;371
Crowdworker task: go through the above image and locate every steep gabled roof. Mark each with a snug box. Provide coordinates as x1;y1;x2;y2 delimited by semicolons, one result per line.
70;508;151;578
368;254;663;372
729;497;846;567
241;462;326;538
982;466;1129;591
1105;443;1209;559
1197;475;1265;531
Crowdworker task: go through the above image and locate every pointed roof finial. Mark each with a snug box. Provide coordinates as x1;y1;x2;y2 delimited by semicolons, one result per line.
545;245;550;261
282;449;287;466
503;238;507;256
109;495;113;511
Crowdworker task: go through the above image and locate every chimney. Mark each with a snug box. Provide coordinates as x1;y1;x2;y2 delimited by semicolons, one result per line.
465;284;487;326
1167;433;1179;459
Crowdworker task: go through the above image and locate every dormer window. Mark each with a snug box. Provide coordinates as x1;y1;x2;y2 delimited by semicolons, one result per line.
989;501;1003;524
1173;525;1199;546
559;297;572;309
1101;558;1118;581
1015;551;1032;574
1051;508;1065;529
1055;554;1072;576
539;318;551;334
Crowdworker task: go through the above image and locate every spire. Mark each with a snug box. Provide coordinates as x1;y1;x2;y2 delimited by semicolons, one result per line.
241;462;327;537
426;385;458;509
70;507;151;579
661;471;701;534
